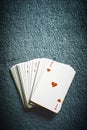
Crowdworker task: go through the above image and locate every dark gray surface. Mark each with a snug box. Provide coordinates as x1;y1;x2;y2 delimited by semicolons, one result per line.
0;0;87;130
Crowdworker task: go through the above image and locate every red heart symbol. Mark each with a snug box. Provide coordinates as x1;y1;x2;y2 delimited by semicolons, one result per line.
51;82;57;87
57;99;61;103
47;68;51;72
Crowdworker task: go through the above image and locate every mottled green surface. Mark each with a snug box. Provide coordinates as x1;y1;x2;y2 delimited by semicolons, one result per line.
0;0;87;130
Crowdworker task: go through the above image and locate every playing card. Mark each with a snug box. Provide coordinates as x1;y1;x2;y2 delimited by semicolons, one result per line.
10;65;25;105
30;59;40;94
29;58;53;100
31;61;76;113
17;62;33;108
28;59;40;105
28;58;51;104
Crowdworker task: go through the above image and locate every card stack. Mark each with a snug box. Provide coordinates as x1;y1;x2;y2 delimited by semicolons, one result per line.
10;58;76;113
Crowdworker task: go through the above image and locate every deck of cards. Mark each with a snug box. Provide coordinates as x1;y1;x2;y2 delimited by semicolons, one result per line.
10;58;76;113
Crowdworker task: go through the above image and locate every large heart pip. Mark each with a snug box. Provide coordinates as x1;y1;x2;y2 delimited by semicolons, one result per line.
51;82;57;87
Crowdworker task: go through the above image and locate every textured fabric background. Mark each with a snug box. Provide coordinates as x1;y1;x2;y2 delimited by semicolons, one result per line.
0;0;87;130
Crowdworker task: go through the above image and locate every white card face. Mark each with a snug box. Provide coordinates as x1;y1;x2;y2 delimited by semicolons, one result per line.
30;58;54;96
30;59;40;93
17;62;33;108
31;61;76;113
10;65;25;104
